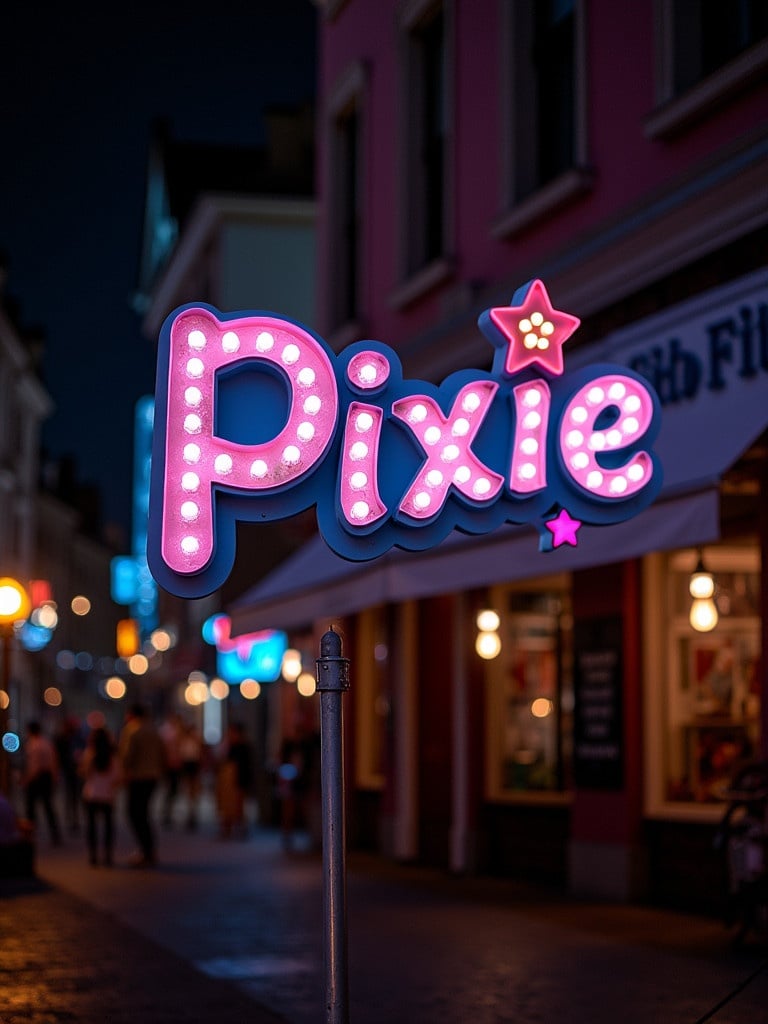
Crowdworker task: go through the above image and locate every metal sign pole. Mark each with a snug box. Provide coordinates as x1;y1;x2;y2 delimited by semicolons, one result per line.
316;627;350;1024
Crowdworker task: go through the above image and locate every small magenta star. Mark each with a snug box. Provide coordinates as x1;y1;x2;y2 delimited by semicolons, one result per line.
484;279;580;378
545;508;582;548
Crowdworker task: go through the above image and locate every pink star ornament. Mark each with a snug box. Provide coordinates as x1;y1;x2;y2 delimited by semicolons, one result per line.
482;279;580;378
544;508;582;549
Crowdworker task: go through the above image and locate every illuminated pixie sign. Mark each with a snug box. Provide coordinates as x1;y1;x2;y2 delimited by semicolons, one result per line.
148;280;662;597
202;614;287;684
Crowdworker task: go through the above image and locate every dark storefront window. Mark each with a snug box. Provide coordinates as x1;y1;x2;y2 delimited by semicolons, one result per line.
486;578;573;797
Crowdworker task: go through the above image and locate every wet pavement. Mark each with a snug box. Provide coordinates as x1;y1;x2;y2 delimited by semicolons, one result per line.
3;798;768;1023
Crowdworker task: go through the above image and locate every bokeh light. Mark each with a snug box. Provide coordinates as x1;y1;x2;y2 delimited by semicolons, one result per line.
531;697;554;718
2;732;20;753
71;595;91;616
209;677;229;700
128;653;149;675
150;627;173;652
104;676;127;700
240;679;261;700
185;680;209;705
297;672;316;697
281;648;302;682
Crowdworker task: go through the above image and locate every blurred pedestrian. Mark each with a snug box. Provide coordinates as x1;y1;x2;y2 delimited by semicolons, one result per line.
80;725;121;867
159;712;183;827
179;720;204;830
119;704;165;866
54;714;86;833
216;721;252;839
22;720;62;846
277;731;306;850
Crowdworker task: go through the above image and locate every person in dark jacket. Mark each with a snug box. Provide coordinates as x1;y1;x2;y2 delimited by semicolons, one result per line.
216;721;252;839
118;704;165;866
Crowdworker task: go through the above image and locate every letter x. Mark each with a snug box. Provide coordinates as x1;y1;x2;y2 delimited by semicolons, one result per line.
392;381;502;521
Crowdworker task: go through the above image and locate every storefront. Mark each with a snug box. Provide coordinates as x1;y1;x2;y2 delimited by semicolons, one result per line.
229;268;768;909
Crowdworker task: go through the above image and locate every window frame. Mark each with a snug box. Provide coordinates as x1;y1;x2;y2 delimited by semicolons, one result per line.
646;0;768;139
390;0;455;311
643;545;762;823
326;60;368;346
493;0;592;240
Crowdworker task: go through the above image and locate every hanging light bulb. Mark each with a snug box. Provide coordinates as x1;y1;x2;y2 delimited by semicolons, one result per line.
475;608;501;659
476;631;502;659
689;550;718;632
689;598;718;632
476;609;500;632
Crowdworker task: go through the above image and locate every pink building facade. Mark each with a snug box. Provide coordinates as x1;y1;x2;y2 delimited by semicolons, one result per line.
233;0;768;909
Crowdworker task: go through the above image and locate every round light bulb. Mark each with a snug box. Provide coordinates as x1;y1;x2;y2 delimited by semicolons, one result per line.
476;609;500;632
689;598;718;633
475;631;502;659
689;571;714;600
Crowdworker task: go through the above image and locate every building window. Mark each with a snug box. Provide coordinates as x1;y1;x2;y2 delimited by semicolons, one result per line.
647;1;768;138
408;6;446;272
354;606;390;790
645;545;762;814
332;102;361;328
391;0;455;307
485;579;573;798
327;62;367;336
665;546;761;805
670;0;768;92
494;0;591;238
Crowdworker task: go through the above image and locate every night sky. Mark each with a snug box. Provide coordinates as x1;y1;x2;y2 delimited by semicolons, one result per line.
1;1;317;543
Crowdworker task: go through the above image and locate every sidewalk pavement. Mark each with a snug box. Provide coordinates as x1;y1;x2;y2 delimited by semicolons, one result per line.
3;811;768;1024
0;874;286;1024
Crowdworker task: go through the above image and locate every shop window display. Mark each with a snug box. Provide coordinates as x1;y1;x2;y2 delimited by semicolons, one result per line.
486;580;573;796
354;605;390;789
665;547;761;804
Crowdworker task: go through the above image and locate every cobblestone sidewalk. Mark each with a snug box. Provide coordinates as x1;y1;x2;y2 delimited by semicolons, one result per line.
0;877;285;1024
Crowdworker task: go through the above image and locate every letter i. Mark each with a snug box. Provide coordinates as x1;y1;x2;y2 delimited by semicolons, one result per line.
509;380;550;493
339;402;387;527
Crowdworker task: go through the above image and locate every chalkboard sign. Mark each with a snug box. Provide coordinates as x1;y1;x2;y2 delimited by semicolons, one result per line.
573;616;624;790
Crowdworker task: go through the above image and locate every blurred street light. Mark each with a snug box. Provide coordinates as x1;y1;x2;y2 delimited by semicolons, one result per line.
0;577;31;794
